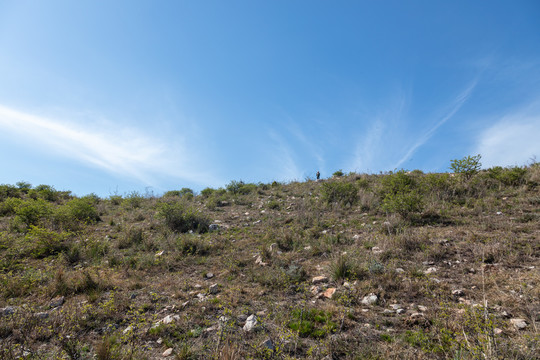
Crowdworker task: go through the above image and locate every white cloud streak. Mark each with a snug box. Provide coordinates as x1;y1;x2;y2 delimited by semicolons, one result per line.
393;80;477;169
0;104;218;186
474;105;540;168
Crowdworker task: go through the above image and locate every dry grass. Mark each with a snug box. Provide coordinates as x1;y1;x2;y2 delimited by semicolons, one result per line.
0;166;538;359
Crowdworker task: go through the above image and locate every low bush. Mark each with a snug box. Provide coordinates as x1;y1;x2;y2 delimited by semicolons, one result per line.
157;201;209;233
450;154;482;179
14;198;52;228
25;226;70;258
321;182;358;205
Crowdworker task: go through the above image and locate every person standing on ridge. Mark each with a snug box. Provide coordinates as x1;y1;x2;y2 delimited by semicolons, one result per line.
316;171;320;180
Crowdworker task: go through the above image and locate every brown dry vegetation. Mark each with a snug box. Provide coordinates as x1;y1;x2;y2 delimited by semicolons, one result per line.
0;163;539;359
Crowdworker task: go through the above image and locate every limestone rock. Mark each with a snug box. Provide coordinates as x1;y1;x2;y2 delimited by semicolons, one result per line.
312;276;328;284
510;318;527;330
243;314;258;332
162;348;173;357
361;293;378;306
209;283;219;294
323;288;336;299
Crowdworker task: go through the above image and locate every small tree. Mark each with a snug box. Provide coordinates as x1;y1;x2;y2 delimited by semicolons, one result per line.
450;154;482;180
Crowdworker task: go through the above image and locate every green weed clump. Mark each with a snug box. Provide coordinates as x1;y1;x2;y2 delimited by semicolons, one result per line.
14;198;52;228
288;308;337;338
25;226;70;258
321;181;358;205
54;198;101;230
157;201;209;233
380;170;423;217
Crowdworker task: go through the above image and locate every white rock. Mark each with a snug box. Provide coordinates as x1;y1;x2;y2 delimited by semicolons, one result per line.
243;314;258;332
510;318;527;330
452;289;465;296
372;247;383;254
123;325;133;334
162;348;173;357
361;293;378;306
209;284;219;294
418;305;427;312
312;276;328;284
424;267;437;274
395;268;405;273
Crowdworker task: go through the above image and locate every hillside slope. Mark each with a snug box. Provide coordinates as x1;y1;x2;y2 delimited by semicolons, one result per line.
1;165;539;359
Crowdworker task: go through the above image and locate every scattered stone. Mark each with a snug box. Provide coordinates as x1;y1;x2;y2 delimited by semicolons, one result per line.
261;338;275;351
418;305;427;312
157;338;163;344
361;293;378;306
501;311;511;318
304;246;312;251
383;309;394;314
49;296;65;308
209;284;219;294
452;289;465;297
123;325;133;334
162;348;173;357
510;318;527;330
496;211;503;215
424;267;437;274
390;304;402;310
0;306;15;316
310;285;321;296
323;288;336;299
155;250;164;257
243;314;258;332
209;224;220;232
395;268;405;273
396;309;406;315
371;246;383;254
494;328;503;335
312;276;328;284
161;315;180;325
205;272;214;279
343;281;351;289
468;268;476;274
237;314;248;323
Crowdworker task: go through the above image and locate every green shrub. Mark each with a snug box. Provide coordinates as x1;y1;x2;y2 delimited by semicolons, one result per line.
25;226;70;258
0;197;23;216
157;201;209;233
381;191;424;217
14;198;52;227
487;166;527;186
226;180;257;195
321;182;358;205
380;170;423;217
333;170;344;177
164;188;194;200
0;184;21;201
122;191;144;209
450;154;482;179
33;184;60;202
200;187;216;198
55;198;100;229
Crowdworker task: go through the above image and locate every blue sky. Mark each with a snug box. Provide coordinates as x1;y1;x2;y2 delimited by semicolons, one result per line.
1;1;539;197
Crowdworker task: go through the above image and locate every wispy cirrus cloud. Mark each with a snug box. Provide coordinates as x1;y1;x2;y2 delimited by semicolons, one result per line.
0;104;219;186
474;101;540;168
393;80;478;169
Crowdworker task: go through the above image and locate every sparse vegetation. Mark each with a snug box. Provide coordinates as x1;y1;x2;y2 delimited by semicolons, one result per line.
0;161;538;358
